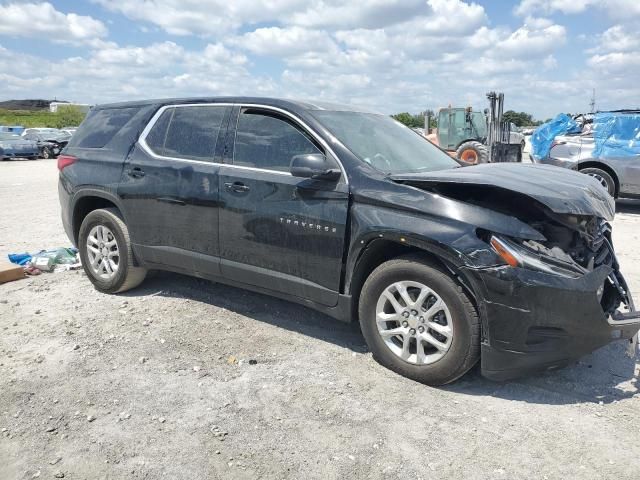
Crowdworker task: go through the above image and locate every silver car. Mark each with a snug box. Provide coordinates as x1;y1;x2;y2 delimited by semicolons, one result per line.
534;132;640;199
509;123;526;149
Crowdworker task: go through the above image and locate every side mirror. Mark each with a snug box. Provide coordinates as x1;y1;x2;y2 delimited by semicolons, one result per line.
290;153;340;181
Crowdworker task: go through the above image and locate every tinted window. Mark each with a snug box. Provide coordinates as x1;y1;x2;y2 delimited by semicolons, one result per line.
162;106;226;161
234;111;322;172
145;108;172;156
73;107;139;149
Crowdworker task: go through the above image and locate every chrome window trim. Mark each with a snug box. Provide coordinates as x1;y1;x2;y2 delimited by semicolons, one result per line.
138;103;232;167
137;102;348;183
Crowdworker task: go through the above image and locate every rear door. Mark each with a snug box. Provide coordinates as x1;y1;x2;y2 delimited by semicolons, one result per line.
118;104;231;275
218;106;349;306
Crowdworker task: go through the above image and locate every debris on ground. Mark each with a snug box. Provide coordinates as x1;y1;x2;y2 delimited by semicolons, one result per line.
7;247;80;275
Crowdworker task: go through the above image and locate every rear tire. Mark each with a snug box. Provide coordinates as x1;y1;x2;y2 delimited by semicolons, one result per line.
456;141;489;165
358;255;480;386
78;208;146;293
581;167;616;197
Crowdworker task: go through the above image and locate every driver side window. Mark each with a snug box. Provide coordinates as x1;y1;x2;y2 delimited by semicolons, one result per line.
234;110;323;172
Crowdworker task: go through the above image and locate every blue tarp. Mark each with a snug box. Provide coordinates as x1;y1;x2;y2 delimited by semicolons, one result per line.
530;114;580;160
592;112;640;158
8;253;31;265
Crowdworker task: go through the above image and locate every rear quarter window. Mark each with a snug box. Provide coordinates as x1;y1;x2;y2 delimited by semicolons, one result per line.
71;107;140;149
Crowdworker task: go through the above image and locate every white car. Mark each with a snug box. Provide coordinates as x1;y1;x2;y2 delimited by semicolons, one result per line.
509;123;526;148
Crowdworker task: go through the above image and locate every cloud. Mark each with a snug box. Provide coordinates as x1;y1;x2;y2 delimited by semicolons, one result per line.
287;0;426;29
515;0;640;19
589;25;640;53
514;0;593;16
95;0;309;36
0;2;107;45
587;52;640;73
496;20;566;57
2;0;633;120
232;27;339;57
0;40;260;102
96;0;484;37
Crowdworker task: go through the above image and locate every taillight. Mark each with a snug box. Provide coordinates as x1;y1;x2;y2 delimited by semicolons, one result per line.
57;155;77;171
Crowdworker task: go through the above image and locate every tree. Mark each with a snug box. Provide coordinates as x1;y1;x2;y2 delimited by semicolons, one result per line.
51;105;87;128
391;111;434;129
392;112;420;128
502;110;538;127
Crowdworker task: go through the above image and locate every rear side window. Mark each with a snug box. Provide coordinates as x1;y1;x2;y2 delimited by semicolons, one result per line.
145;105;226;161
234;110;322;172
72;107;139;149
144;109;172;155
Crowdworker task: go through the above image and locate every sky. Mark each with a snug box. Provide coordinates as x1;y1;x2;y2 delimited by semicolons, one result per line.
0;0;638;120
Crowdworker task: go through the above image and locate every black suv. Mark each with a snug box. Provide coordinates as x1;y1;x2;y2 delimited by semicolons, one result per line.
58;97;640;385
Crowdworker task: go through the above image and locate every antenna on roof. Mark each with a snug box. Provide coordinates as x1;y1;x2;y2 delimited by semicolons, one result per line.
589;88;596;113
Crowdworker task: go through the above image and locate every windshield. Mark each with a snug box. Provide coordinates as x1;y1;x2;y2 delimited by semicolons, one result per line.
311;111;459;173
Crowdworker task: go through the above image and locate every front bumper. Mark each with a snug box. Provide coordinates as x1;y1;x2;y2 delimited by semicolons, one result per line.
0;149;38;158
465;264;640;381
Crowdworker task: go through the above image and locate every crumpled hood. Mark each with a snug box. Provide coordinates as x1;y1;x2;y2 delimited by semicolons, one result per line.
390;163;615;220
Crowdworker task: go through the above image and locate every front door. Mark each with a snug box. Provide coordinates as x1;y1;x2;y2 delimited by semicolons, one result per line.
218;107;349;306
118;104;230;275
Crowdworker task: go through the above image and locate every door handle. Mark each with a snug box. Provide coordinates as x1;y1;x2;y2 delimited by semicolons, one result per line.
224;182;250;193
127;167;145;178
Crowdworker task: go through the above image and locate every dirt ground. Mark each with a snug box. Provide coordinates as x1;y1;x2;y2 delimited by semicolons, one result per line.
2;158;640;480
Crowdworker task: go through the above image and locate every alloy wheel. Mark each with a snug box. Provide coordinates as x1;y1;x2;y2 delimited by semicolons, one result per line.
375;280;453;365
86;225;120;280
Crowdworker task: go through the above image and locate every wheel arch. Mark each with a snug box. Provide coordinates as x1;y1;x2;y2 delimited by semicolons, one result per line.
577;161;620;197
346;237;480;323
71;190;126;245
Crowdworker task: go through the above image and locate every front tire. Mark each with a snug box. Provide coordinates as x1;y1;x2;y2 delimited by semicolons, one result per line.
359;255;480;386
41;146;52;159
78;208;146;293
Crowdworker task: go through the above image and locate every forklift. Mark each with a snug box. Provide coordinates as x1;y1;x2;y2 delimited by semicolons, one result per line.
426;92;522;165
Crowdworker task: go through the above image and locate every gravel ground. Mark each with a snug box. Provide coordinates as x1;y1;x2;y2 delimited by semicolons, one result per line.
2;158;640;480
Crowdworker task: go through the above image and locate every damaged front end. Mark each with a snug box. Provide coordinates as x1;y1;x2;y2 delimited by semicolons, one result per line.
473;212;638;381
484;214;635;320
391;166;640;380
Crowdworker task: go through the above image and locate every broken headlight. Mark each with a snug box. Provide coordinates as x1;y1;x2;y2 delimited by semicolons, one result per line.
489;235;587;278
